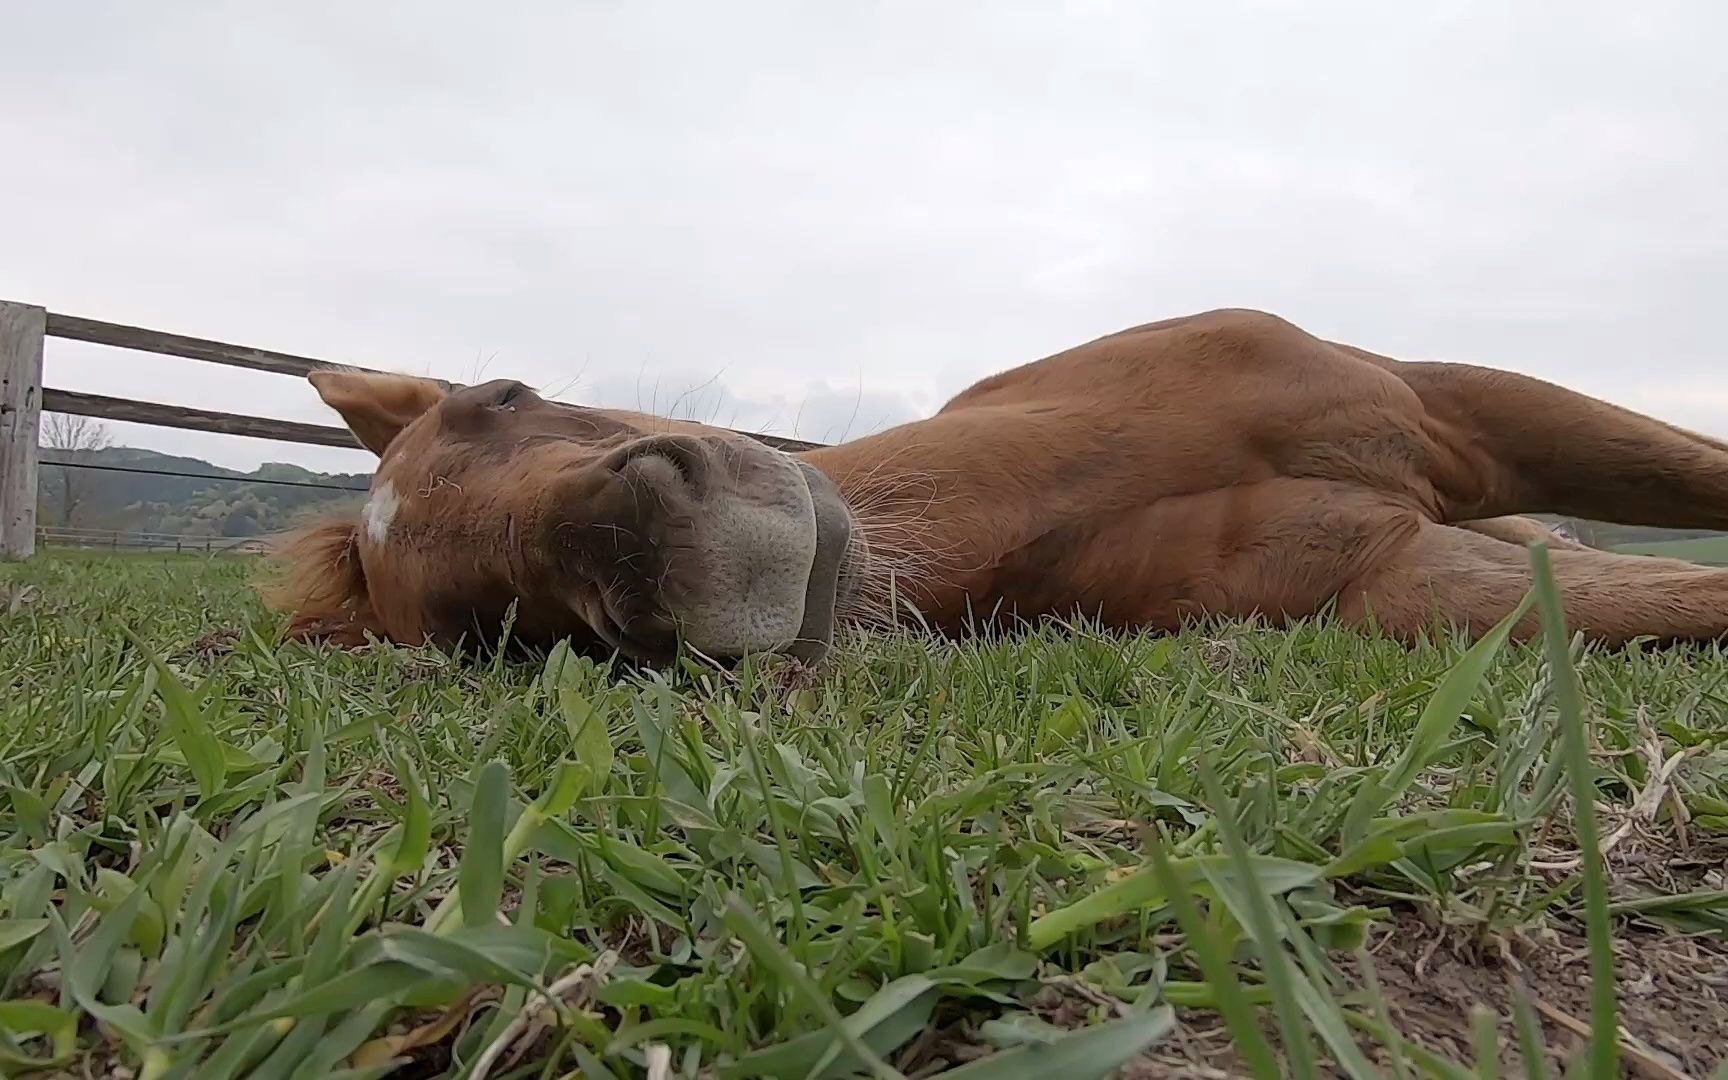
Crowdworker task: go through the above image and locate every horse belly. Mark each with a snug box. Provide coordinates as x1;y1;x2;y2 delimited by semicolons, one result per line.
982;497;1236;633
979;482;1418;634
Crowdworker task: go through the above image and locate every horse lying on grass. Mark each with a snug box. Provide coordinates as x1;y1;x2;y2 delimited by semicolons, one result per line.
264;308;1728;663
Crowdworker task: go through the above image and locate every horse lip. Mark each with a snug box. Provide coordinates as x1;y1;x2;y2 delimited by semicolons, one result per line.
784;461;851;666
576;591;671;664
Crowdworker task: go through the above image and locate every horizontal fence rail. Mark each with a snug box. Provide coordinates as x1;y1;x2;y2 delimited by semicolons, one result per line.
44;313;386;380
36;524;267;554
0;298;827;559
43;388;364;449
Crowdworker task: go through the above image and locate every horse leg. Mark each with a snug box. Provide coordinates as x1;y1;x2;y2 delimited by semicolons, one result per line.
1457;515;1591;550
1337;515;1728;647
1104;479;1728;646
1390;360;1728;530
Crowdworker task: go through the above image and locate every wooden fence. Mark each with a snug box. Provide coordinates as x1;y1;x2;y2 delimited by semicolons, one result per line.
36;525;268;555
0;298;818;560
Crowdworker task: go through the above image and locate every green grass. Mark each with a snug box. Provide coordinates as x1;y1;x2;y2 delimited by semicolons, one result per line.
1614;535;1728;566
1;552;1726;1078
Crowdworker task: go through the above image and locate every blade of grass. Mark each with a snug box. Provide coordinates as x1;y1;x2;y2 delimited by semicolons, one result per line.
1141;828;1282;1078
1353;945;1412;1080
1470;1003;1499;1079
458;760;509;932
719;895;904;1080
1026;853;1321;950
937;1006;1177;1079
1340;588;1537;846
1195;759;1319;1080
717;974;937;1080
424;760;583;937
1526;543;1617;1079
1508;982;1553;1080
127;632;225;802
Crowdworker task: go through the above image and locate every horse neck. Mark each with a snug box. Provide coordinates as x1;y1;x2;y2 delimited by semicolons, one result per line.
791;406;1114;612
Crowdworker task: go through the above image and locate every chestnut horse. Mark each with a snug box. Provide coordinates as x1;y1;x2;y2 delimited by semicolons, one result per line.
265;308;1728;662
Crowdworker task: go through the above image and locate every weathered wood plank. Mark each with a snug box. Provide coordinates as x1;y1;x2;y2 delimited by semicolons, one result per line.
45;312;389;380
0;302;47;560
42;389;365;449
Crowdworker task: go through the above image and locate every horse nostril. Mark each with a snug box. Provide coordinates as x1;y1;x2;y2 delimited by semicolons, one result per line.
609;435;714;498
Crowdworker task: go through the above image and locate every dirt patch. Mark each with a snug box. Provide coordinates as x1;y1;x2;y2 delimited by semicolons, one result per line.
1117;1014;1258;1079
1343;909;1728;1078
180;626;242;659
930;906;1728;1078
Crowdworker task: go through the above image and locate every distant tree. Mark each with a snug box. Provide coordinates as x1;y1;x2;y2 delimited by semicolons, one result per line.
221;508;261;537
220;494;266;537
39;413;111;527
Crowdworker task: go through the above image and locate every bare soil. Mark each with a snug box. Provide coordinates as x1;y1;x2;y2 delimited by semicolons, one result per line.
917;907;1728;1078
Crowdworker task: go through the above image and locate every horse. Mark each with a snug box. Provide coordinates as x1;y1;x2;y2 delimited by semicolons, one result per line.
264;308;1728;663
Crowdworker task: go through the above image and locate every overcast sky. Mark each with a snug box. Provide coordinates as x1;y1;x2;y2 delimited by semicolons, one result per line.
4;2;1723;474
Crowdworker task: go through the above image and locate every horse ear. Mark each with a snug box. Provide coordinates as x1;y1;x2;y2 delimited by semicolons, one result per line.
308;370;449;457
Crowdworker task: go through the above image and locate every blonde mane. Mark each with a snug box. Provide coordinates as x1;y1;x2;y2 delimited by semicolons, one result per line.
259;518;374;646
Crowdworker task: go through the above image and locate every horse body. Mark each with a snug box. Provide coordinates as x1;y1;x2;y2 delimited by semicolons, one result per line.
269;308;1728;657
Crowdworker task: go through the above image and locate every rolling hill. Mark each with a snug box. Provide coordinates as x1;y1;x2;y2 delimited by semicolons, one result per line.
36;446;367;539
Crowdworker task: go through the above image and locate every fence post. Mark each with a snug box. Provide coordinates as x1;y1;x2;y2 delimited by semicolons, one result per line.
0;302;47;561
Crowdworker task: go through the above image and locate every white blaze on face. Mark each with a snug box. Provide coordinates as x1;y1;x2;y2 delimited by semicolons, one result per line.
363;480;400;544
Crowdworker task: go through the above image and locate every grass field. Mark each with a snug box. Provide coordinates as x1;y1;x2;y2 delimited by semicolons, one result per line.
1614;536;1728;567
1;552;1726;1078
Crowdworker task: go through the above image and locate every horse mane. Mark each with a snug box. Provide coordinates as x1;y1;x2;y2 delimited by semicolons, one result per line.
257;515;377;646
